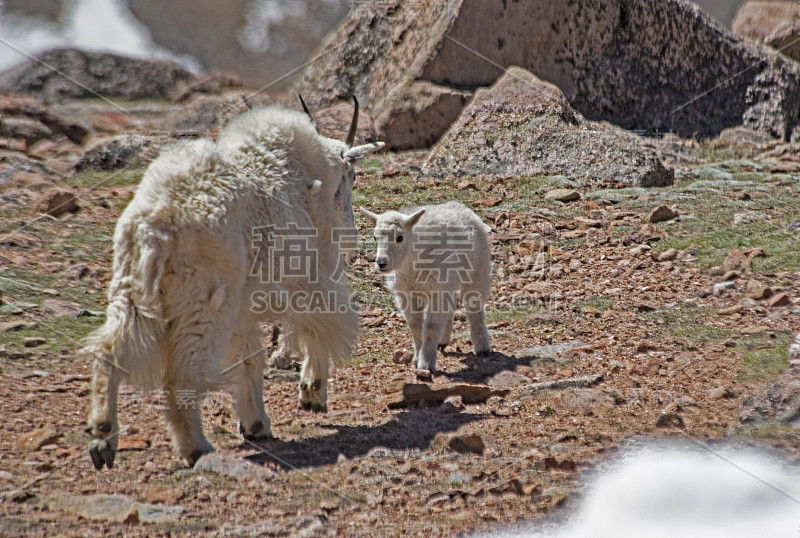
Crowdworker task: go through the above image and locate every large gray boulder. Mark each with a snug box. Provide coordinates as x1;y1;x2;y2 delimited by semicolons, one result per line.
295;0;800;145
0;94;87;144
733;1;800;63
76;134;165;171
0;48;237;102
426;67;674;187
374;81;472;150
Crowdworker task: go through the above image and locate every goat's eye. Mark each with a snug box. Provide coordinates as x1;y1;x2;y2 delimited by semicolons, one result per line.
396;235;404;243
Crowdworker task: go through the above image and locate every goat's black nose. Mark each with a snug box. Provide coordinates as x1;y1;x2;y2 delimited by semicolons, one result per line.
376;258;388;269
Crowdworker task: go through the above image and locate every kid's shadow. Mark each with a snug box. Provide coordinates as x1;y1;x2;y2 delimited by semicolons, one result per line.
436;350;532;383
243;407;487;470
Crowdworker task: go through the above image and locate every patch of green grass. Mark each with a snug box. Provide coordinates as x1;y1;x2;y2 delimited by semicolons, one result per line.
486;306;546;325
646;172;800;274
65;168;145;189
349;334;393;365
572;296;613;311
355;174;492;212
657;221;800;272
360;157;385;176
645;305;733;348
0;274;47;298
60;219;115;253
737;331;792;384
1;314;104;358
647;305;712;326
731;172;770;183
738;422;800;443
692;139;761;163
671;325;732;348
505;174;574;198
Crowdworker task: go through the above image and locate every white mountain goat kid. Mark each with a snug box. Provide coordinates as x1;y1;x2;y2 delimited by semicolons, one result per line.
360;201;492;372
82;101;383;469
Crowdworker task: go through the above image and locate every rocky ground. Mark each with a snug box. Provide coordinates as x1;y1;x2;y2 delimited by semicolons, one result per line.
1;90;799;535
1;1;800;533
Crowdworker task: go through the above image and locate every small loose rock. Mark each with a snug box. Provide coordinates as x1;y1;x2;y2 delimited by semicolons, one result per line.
23;337;46;347
545;189;580;202
745;279;771;300
33;188;78;217
767;292;792;307
432;433;485;455
648;205;679;223
17;427;62;450
655;412;685;429
709;387;735;400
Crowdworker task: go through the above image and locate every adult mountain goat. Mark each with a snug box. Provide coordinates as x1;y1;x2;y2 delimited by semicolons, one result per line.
83;100;383;469
360;201;492;372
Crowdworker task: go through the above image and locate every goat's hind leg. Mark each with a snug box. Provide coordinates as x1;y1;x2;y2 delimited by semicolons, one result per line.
466;307;491;357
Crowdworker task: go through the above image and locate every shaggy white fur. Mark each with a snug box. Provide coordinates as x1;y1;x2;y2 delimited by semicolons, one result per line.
360;201;492;372
83;105;383;469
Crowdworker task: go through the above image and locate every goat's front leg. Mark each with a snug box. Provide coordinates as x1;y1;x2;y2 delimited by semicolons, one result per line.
86;355;122;470
418;309;451;372
225;326;272;441
164;386;214;466
438;311;455;351
400;306;425;368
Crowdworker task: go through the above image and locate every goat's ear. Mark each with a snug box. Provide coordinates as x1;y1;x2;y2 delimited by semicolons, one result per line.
403;209;425;229
344;142;385;164
359;207;379;223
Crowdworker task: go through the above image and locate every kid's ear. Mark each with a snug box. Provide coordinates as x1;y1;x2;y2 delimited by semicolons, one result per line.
403;209;425;229
359;207;379;223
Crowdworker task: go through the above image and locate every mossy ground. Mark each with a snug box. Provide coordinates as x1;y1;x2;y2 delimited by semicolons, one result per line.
2;147;799;536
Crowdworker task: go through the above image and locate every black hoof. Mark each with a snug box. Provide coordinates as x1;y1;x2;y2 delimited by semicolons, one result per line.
89;446;104;470
89;441;115;470
242;420;270;441
100;444;115;469
300;400;312;411
310;403;327;413
188;449;205;467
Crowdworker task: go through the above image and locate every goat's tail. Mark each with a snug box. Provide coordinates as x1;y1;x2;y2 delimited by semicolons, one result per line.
79;219;172;389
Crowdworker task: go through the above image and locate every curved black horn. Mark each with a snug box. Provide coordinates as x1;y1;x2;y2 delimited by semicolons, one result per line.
345;96;359;146
298;94;314;123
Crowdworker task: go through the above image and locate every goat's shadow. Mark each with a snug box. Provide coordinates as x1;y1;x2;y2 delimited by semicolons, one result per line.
239;351;537;471
242;407;487;470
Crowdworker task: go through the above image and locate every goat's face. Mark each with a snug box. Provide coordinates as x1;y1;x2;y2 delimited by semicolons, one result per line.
360;208;425;273
299;95;383;243
333;140;384;233
312;138;384;266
